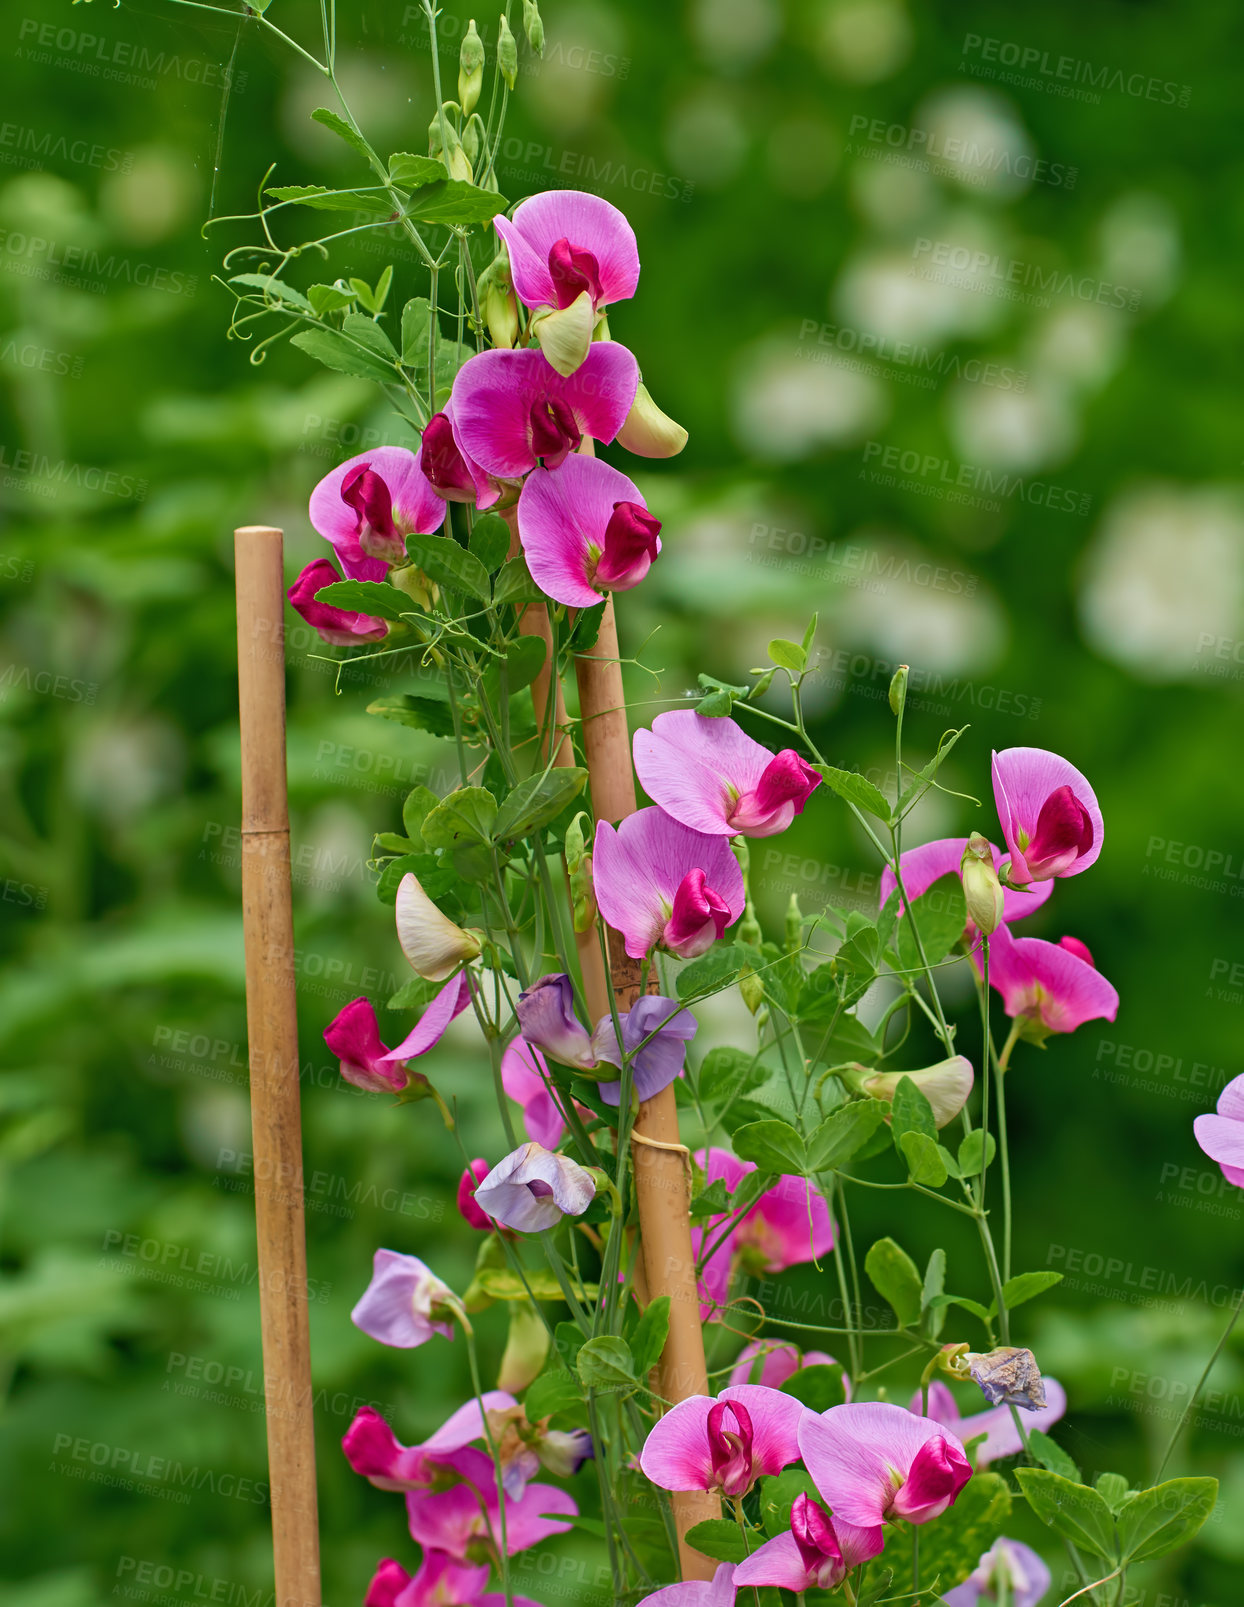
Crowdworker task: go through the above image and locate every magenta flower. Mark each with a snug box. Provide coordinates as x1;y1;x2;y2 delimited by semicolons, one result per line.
799;1401;972;1528
501;1038;565;1149
878;837;1053;936
309;446;446;579
342;1395;516;1492
324;998;404;1093
983;923;1119;1036
516;455;661;608
639;1384;805;1499
419;407;501;510
992;747;1102;885
352;1249;457;1348
473;1142;596;1232
591;994;698;1106
457;1160;492;1231
943;1538;1052;1607
734;1493;885;1593
364;1559;412;1607
728;1340;841;1391
1193;1073;1244;1187
593;807;745;960
450;344;638;478
916;1378;1068;1467
495;189;639;317
634;713;821;838
405;1446;577;1558
637;1564;737;1607
515;973;599;1072
394;1550;543;1607
288;558;389;646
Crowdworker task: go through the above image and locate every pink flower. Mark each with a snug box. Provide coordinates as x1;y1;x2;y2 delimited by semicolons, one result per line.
1193;1073;1244;1187
325;978;471;1094
878;836;1053;935
343;1396;517;1492
733;1494;884;1592
942;1538;1052;1607
501;1038;565;1148
916;1378;1068;1467
419;408;501;510
457;1160;492;1230
799;1401;972;1528
983;922;1119;1036
516;455;661;608
364;1559;412;1607
633;713;821;838
991;747;1102;885
727;1340;840;1391
394;1550;544;1607
639;1384;805;1499
637;1564;737;1607
288;558;388;645
405;1446;577;1558
593;807;745;960
473;1142;596;1232
309;447;446;578
494;190;639;318
352;1249;456;1348
450;345;638;478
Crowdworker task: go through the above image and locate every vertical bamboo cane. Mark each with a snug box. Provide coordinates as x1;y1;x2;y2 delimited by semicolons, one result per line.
234;526;322;1607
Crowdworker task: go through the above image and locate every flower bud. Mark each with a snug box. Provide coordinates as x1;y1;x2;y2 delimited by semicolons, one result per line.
458;20;485;116
615;381;689;458
485;276;519;350
564;812;597;933
961;833;1005;937
858;1056;974;1129
461;112;485;170
428;109;474;184
888;663;909;718
785;892;803;953
522;0;545;55
739;962;765;1015
497;1300;550;1391
474;1142;596;1232
497;14;519;89
389;563;437;610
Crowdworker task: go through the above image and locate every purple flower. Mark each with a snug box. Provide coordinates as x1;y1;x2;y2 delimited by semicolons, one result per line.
351;1249;456;1348
639;1385;805;1499
942;1538;1052;1607
309;446;446;578
404;1446;576;1558
472;1142;596;1232
1193;1073;1244;1187
633;712;821;838
992;746;1102;885
593;807;745;960
450;344;638;479
733;1493;884;1593
592;994;698;1105
516;455;661;608
288;559;389;646
799;1401;972;1528
916;1377;1068;1466
983;922;1118;1037
515;973;599;1071
878;836;1053;935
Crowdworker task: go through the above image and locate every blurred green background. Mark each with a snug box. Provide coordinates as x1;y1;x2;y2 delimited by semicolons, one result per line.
1;0;1241;1602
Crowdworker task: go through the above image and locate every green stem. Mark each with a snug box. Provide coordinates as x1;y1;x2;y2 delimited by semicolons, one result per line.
1154;1281;1244;1481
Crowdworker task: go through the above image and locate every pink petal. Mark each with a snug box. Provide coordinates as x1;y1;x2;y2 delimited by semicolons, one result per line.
423;1391;517;1453
878;837;1054;927
891;1433;971;1521
1217;1073;1244;1123
501;1038;566;1149
379;972;473;1062
309;446;445;579
495;189;639;311
718;1384;804;1475
732;1532;813;1591
594;808;745;961
799;1402;945;1529
289;559;389;644
517;455;649;609
988;927;1119;1033
324;996;404;1092
991;747;1102;882
740;1174;835;1271
633;713;776;836
365;1559;412;1607
636;1564;737;1607
638;1396;717;1490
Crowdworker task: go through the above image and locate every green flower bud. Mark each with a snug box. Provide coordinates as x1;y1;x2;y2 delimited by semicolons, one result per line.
739;962;765;1015
785;892;803;953
497;1300;549;1391
961;832;1004;937
497;14;519;89
888;663;909;718
461;112;485;169
428;107;474;184
522;0;545;55
458;20;485;117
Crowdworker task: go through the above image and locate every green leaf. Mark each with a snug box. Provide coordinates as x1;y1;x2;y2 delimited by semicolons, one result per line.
767;637;806;674
891;1073;937;1146
922;1247;947;1338
290;324;398;384
387;975;441;1011
758;1469;820;1538
695;689;734;717
481;635;548;703
1027;1429;1081;1482
403;532;491;601
683;1521;751;1565
995;1270;1064;1315
814;764;891;822
311;106;377;164
421;787;499;850
901;1130;949;1187
493;554;543;607
400;297;433;367
780;1364;848;1413
689;1178;731;1221
228;272;313;313
628;1296;670;1379
365;695;457;738
313;578;413;622
958;1128;996;1175
402;786;440;848
566;600;606;651
375;853;455;906
675;943;747;1001
469;513;511;573
524;1367;582;1420
388;151;447;189
864;1237;923;1327
880;1472;1011;1595
265;183;392;215
1095;1473;1132;1515
1116;1476;1218;1563
731;1120;806;1176
698;1048;766;1109
374;831;415;855
927;1293;993;1324
403;179;510;227
805;1101;885;1173
894;873;967;972
494;769;588;840
575;1335;636;1392
1014;1468;1118;1560
307;282;358;316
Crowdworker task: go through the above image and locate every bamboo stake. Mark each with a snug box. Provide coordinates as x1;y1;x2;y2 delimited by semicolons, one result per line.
234;526;322;1607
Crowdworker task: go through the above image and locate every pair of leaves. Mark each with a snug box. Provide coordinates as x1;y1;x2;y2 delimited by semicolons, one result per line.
1015;1469;1217;1565
732;1100;886;1179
